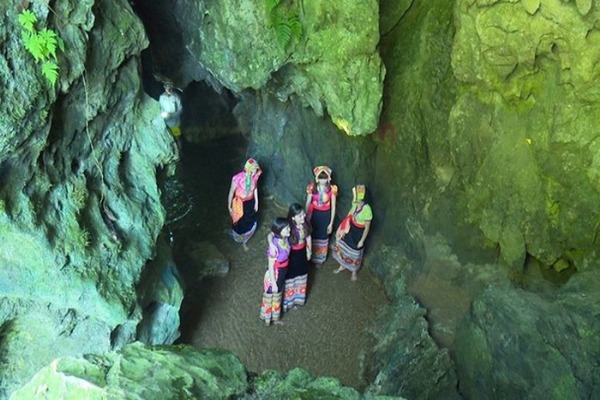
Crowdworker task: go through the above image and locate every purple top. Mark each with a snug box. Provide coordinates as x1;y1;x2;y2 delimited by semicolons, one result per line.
267;234;290;263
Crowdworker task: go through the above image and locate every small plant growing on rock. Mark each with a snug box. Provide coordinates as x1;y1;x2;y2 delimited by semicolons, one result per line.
265;0;303;49
18;9;63;86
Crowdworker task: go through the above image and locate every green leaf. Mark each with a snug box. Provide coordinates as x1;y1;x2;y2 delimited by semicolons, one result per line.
57;37;65;52
39;28;58;59
265;0;281;14
18;10;37;32
41;61;59;86
274;20;292;49
24;32;44;62
288;14;303;40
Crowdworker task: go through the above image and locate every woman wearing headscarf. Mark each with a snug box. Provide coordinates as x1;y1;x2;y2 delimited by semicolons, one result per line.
260;217;291;326
227;158;262;250
283;203;312;312
305;165;337;265
332;185;372;281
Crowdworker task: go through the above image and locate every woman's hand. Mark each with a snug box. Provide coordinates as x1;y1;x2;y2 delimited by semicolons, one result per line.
357;240;364;249
327;224;333;234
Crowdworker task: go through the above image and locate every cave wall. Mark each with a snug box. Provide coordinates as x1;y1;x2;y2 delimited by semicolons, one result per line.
374;0;600;273
3;0;600;398
448;0;600;270
0;0;179;395
375;0;600;397
139;0;385;137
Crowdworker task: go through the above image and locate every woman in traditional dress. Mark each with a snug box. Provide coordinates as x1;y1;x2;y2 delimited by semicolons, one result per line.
260;218;291;326
332;185;372;281
305;166;337;265
227;158;262;250
283;203;312;312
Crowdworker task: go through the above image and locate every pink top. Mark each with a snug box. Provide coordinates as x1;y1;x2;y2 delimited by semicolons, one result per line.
307;183;338;211
232;170;261;200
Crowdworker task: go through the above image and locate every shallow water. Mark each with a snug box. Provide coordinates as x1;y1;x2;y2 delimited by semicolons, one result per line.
166;137;388;390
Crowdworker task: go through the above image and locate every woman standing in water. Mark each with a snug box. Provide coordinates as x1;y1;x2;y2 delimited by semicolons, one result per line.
305;166;337;265
227;158;262;250
333;185;372;281
283;203;312;312
260;218;291;326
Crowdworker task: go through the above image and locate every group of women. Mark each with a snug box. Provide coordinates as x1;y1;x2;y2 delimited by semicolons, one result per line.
227;159;373;326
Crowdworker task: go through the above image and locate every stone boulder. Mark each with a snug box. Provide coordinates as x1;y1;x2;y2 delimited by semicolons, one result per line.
182;241;230;279
455;268;600;399
9;343;248;400
9;342;405;399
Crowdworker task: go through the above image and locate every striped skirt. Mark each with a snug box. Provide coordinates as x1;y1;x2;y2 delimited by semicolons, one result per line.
260;292;283;325
311;238;329;265
309;208;331;264
283;274;308;312
332;239;364;273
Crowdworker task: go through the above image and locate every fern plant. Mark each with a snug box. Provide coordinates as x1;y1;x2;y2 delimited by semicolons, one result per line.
18;9;63;87
265;0;303;49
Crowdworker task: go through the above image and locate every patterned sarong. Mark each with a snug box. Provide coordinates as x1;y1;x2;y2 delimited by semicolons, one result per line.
332;239;364;273
283;274;308;311
260;292;283;325
309;208;331;264
311;238;328;265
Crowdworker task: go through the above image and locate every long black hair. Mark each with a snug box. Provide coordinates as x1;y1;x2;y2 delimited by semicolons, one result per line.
287;203;304;221
270;217;290;238
287;203;311;243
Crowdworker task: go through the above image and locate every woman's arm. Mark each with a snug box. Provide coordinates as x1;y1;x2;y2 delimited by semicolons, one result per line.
266;233;278;291
357;220;371;249
328;191;337;234
306;235;312;260
254;187;259;212
227;181;235;214
305;192;311;212
267;256;278;293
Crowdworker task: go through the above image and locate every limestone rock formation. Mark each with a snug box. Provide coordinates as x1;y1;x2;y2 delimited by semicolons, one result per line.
9;343;248;400
455;268;600;399
448;0;600;269
363;245;458;399
10;342;405;400
0;0;178;395
144;0;385;136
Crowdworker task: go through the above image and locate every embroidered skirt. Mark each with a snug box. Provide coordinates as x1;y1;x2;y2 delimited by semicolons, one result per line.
332;225;365;272
260;263;288;324
309;208;331;264
260;292;283;325
283;247;309;311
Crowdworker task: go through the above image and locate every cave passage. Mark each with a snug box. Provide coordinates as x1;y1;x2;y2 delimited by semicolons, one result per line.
159;133;388;390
